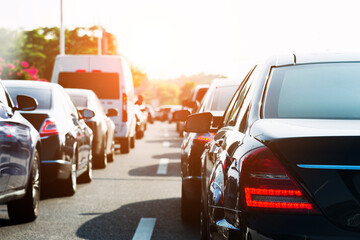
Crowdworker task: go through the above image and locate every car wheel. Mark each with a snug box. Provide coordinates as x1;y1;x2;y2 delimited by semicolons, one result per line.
200;198;209;240
7;148;40;223
181;183;192;222
96;141;108;168
63;152;77;196
107;139;115;162
121;137;130;154
130;136;135;149
79;156;92;183
136;130;144;139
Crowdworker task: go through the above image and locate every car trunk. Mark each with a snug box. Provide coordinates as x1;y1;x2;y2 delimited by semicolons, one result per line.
251;119;360;229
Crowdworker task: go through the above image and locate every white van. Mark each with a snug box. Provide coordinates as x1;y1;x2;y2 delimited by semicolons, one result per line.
51;55;136;153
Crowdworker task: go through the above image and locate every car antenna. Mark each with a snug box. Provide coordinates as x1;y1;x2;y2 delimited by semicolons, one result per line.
292;52;297;65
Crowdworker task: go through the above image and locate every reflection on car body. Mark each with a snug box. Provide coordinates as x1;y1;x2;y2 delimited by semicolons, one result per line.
185;52;360;239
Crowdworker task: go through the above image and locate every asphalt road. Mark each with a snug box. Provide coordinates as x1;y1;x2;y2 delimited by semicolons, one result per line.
0;122;199;240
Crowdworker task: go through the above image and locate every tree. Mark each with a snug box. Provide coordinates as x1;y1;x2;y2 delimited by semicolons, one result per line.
179;81;196;104
131;65;148;88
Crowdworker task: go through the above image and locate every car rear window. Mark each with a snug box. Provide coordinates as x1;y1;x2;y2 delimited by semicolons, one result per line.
68;95;88;108
210;85;237;111
58;72;120;99
6;86;51;109
264;63;360;119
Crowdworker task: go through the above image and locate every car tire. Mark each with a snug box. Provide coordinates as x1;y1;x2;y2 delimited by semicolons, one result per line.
7;149;41;223
79;156;92;183
130;136;135;149
136;130;144;139
181;183;192;222
121;137;130;154
96;141;108;168
63;151;77;196
107;139;115;162
200;198;209;240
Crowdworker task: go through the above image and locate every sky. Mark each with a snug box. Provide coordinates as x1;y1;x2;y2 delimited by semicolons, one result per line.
2;0;360;79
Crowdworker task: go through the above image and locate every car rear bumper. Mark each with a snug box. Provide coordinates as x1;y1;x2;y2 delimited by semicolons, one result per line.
219;213;360;240
41;160;71;182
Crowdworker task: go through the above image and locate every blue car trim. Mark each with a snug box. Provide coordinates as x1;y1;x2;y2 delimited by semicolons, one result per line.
297;164;360;170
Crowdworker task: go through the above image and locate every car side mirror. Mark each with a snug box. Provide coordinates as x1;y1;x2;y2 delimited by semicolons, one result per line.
185;112;212;133
172;109;191;122
15;95;38;111
106;108;118;117
80;109;95;119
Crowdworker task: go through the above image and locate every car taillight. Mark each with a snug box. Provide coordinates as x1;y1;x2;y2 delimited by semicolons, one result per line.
193;132;215;145
122;93;127;122
241;147;319;214
39;119;59;137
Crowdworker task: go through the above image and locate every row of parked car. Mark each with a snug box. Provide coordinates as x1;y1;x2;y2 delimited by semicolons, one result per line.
0;54;154;223
174;52;360;239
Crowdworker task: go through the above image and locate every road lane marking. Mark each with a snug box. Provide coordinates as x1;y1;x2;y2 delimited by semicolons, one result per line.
164;133;170;137
162;141;170;147
157;158;169;175
132;218;156;240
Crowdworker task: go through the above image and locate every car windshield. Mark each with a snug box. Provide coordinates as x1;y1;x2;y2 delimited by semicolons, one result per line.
6;86;51;109
209;85;237;111
264;62;360;119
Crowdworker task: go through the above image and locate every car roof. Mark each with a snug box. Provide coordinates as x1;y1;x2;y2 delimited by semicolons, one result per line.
210;78;241;87
269;52;360;67
2;80;59;90
65;88;95;97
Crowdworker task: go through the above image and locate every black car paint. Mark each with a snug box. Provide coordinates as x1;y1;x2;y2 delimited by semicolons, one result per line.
198;58;360;239
4;81;93;187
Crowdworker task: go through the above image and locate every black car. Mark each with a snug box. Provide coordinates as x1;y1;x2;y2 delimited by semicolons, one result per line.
66;88;117;168
4;80;94;196
0;80;41;222
186;52;360;239
177;79;239;221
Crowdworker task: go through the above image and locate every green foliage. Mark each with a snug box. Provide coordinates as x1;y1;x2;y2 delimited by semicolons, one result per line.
0;28;22;62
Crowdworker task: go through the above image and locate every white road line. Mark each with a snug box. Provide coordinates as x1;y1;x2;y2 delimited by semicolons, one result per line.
132;218;156;240
157;158;169;175
162;141;170;147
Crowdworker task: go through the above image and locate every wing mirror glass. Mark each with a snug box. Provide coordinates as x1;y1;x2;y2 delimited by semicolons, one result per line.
15;95;38;111
185;112;212;133
172;109;191;122
80;109;95;119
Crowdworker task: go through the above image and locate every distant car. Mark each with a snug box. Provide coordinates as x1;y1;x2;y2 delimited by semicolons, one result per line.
52;55;136;154
176;79;239;221
134;104;146;139
4;80;94;196
66;88;118;168
0;80;41;223
186;52;360;239
178;85;209;136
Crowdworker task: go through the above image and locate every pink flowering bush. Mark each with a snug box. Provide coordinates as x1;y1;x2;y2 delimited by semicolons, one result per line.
0;57;47;81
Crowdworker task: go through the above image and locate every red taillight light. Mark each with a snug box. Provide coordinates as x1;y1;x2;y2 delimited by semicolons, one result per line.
241;147;319;213
76;69;86;72
39;119;59;137
122;93;127;122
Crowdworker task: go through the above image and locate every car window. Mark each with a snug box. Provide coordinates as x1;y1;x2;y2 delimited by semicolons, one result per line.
6;86;52;109
264;63;360;119
0;83;10;106
223;66;256;126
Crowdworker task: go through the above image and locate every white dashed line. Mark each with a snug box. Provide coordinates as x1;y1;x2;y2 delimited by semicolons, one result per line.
157;158;169;175
132;218;156;240
162;141;170;147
